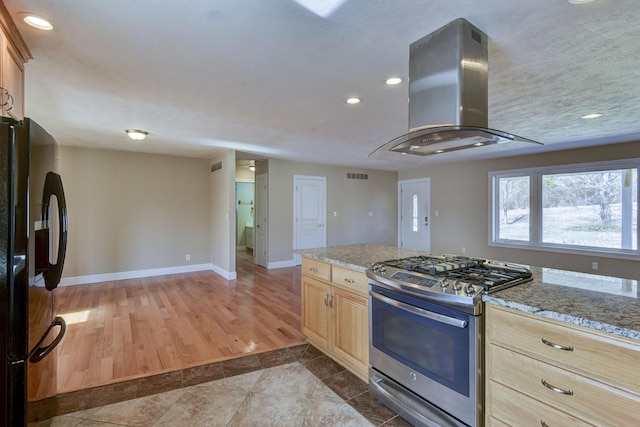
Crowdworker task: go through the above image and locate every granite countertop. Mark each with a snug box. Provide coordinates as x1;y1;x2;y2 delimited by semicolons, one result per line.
297;244;640;343
296;244;429;271
484;266;640;342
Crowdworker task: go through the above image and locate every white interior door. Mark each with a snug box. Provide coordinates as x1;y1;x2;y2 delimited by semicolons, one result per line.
255;173;268;267
399;178;431;252
293;175;326;264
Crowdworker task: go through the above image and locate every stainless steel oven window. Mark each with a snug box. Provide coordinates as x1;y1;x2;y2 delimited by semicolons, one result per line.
370;285;471;396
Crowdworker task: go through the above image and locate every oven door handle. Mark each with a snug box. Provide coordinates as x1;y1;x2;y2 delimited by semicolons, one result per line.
369;291;468;328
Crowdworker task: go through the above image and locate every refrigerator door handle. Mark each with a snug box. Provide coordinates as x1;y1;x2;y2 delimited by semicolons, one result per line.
42;171;68;291
28;316;66;363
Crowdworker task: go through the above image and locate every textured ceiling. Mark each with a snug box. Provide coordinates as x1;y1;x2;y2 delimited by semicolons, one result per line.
4;0;640;170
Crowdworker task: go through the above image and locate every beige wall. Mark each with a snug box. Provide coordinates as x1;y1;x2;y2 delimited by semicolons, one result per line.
267;159;398;263
398;140;640;278
209;151;236;274
58;146;212;278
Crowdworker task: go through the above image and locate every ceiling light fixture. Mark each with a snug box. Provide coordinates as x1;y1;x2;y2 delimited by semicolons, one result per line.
581;113;602;119
249;166;255;171
345;97;362;105
125;129;149;140
21;13;54;30
384;77;403;86
568;0;594;4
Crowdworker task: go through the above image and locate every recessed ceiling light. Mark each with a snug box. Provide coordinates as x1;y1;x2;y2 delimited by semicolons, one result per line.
384;77;403;86
125;129;149;140
473;142;485;146
21;13;54;30
345;97;361;105
581;113;602;119
434;149;444;154
568;0;594;4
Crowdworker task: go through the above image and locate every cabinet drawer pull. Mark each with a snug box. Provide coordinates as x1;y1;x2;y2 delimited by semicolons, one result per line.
328;295;334;308
344;278;355;284
541;421;548;427
541;379;573;395
310;267;319;273
324;294;329;307
541;337;574;351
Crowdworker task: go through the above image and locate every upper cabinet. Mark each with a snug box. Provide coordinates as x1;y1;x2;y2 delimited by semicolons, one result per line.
0;2;32;120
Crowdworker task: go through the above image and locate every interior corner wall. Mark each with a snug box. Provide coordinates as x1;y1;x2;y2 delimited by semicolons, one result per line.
267;158;398;264
209;150;236;275
57;146;211;278
398;140;640;278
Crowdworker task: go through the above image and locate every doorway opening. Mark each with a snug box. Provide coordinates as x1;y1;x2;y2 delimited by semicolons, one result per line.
235;158;256;272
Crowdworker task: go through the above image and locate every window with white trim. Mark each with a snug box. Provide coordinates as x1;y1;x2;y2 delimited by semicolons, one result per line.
490;160;639;258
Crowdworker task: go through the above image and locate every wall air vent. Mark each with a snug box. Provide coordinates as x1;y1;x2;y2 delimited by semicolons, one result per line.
210;162;223;172
347;173;368;180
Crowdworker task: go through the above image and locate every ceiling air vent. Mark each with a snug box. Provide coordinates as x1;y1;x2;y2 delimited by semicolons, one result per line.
211;162;223;172
347;173;368;180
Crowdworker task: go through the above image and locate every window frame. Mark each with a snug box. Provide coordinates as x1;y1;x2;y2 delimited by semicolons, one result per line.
489;158;640;260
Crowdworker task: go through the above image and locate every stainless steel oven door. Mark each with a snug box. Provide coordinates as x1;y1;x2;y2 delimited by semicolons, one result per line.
369;283;482;427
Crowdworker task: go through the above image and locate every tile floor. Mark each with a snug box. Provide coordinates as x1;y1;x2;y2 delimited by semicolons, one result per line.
32;345;412;427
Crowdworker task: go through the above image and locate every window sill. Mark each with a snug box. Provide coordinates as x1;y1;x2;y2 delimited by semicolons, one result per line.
489;240;640;262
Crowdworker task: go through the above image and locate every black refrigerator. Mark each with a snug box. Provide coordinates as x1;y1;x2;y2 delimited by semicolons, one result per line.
1;117;68;426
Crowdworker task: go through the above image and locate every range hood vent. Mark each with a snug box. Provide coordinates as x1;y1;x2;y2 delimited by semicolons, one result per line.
370;18;541;163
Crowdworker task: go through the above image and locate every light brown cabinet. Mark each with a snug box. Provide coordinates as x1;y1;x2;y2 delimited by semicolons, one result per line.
301;257;369;381
486;305;640;426
0;3;31;120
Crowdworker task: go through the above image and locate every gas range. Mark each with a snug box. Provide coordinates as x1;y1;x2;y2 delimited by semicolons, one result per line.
366;254;532;314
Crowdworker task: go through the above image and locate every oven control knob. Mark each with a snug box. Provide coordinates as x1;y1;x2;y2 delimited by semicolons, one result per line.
410;372;417;381
380;266;386;274
465;284;476;296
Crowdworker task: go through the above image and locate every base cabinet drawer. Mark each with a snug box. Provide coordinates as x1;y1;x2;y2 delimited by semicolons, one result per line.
491;344;640;426
331;265;368;296
302;257;331;281
488;305;640;395
490;381;595;426
486;305;640;427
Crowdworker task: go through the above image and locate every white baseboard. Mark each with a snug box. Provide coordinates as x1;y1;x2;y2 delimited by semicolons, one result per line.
267;258;297;269
60;263;237;286
211;263;237;280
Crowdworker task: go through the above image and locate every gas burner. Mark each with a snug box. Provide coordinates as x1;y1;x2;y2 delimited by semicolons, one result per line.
367;253;533;304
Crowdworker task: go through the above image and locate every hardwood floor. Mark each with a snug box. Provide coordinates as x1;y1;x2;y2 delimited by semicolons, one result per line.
55;250;306;393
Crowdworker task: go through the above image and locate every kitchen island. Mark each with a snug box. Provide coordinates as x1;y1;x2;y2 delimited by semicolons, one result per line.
299;244;640;340
299;244;640;425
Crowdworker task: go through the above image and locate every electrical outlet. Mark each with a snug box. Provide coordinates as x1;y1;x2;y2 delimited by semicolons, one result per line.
368;211;373;217
333;211;337;217
186;254;191;261
461;247;466;254
592;262;598;270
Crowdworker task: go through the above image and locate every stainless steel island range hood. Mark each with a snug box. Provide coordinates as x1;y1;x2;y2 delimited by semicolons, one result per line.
370;18;541;163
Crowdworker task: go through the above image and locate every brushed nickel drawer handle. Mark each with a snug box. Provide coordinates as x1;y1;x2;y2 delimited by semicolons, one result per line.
328;295;334;308
324;294;329;307
310;267;319;272
541;379;573;395
542;337;574;351
541;421;548;427
344;278;355;283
